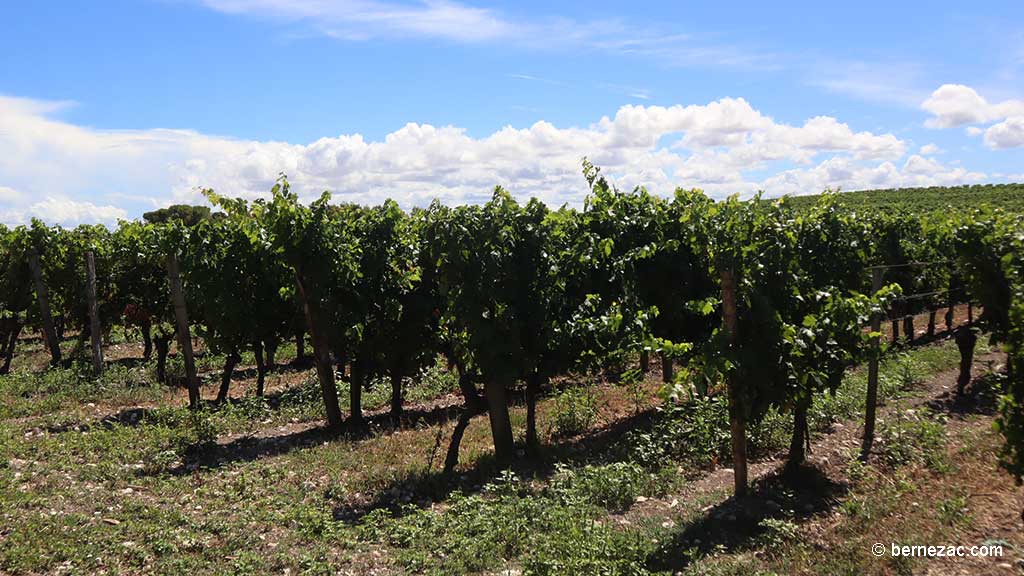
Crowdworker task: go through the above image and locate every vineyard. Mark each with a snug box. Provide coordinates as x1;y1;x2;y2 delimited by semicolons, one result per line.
2;172;1024;575
786;182;1024;214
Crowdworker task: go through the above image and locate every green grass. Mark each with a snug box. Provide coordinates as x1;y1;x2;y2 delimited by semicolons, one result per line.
0;336;1000;575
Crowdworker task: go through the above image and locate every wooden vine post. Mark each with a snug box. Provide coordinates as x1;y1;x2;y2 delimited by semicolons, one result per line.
166;253;201;409
721;268;747;497
85;251;104;374
27;247;61;366
293;267;344;429
860;267;884;462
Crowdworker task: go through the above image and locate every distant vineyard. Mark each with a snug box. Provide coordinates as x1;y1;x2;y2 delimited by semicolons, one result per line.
784;183;1024;214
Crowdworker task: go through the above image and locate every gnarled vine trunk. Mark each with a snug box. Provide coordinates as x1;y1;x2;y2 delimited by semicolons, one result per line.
216;350;240;404
485;375;515;464
154;331;172;384
265;339;277;372
254;341;267;397
0;321;21;374
955;327;977;395
787;399;810;469
140;319;153;360
660;352;673;383
902;316;915;343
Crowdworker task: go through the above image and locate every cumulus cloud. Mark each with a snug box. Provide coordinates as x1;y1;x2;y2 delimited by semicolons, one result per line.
759;155;985;198
984;117;1024;149
919;143;942;155
921;84;1024;128
0;93;990;225
921;84;1024;149
0;197;127;227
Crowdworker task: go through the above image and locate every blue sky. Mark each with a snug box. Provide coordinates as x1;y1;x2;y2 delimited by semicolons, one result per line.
1;0;1023;225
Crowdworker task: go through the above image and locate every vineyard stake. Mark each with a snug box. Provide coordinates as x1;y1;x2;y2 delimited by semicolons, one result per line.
293;268;344;429
166;253;201;409
85;251;104;375
721;268;747;497
860;267;884;462
27;247;61;367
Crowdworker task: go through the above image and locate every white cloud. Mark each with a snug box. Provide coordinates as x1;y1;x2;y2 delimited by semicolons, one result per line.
984;117;1024;149
0;93;990;224
758;156;985;197
921;84;1024;128
922;84;999;128
919;143;942;155
0;197;127;227
921;84;1024;149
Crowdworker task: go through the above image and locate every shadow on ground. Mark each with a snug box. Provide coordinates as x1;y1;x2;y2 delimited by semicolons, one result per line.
926;369;1003;418
645;464;848;571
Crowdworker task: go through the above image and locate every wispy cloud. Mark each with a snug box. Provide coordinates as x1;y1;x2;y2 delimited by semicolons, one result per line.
507;74;569;87
807;59;930;108
196;0;776;69
599;83;653;101
201;0;515;42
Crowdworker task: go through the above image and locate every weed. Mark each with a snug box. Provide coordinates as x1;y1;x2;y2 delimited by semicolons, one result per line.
758;517;800;549
878;407;948;472
935;493;971;527
551;462;668;513
550;385;599;437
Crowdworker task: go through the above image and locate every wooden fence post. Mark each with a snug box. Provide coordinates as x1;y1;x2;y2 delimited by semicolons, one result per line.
166;253;201;409
860;267;884;462
721;269;747;497
27;247;61;366
85;251;104;374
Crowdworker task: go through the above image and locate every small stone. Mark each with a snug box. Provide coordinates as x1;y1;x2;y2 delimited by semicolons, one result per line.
635;496;648;503
102;518;120;525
